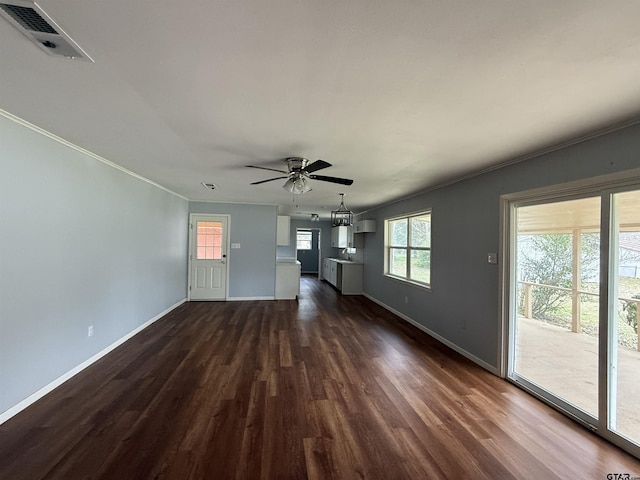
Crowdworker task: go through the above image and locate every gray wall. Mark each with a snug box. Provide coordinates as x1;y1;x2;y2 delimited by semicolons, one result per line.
277;219;335;266
0;114;189;415
189;202;278;298
359;123;640;370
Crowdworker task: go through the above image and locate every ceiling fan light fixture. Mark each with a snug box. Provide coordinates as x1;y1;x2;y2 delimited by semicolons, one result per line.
283;175;312;194
331;193;353;226
248;158;352;192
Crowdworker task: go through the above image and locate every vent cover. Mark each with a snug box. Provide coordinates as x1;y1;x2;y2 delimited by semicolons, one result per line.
201;183;217;190
0;1;93;61
1;4;56;32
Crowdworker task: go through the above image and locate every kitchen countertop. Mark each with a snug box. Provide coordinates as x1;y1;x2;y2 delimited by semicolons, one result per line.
326;258;362;265
277;258;301;264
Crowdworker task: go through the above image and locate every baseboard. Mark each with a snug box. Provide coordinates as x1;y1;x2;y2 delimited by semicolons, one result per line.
362;293;500;376
226;296;275;301
0;298;187;425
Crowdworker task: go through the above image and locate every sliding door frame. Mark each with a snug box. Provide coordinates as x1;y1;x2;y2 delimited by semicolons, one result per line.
499;167;640;460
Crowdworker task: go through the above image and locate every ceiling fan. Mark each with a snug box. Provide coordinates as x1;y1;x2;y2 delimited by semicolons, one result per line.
247;157;353;194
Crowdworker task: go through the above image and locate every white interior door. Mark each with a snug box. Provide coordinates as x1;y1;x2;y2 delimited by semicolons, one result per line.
189;214;228;300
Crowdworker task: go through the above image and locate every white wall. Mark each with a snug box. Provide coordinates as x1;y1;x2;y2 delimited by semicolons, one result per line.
0;113;189;417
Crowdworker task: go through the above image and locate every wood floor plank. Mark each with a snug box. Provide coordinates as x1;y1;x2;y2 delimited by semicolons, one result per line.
1;275;638;479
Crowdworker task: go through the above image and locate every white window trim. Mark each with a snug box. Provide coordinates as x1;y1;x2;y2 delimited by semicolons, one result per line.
384;209;432;289
296;231;313;250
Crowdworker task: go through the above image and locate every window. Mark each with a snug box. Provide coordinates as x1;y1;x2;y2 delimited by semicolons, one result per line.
385;211;431;287
196;221;223;259
296;230;313;250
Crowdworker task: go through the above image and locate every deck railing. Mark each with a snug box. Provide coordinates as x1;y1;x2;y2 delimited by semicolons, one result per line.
519;281;640;351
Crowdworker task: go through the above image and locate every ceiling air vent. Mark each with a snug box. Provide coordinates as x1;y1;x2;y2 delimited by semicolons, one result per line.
0;1;93;61
201;183;217;190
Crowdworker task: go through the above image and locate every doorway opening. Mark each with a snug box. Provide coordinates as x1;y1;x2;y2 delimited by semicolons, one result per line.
295;228;321;279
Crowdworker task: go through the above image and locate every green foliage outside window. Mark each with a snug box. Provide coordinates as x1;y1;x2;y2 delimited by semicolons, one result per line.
387;212;431;286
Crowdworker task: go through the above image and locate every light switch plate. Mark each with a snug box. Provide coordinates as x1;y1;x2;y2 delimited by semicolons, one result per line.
487;253;498;264
231;243;241;249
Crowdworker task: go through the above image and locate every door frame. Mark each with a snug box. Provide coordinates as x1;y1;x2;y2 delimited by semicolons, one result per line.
188;213;231;301
295;227;322;279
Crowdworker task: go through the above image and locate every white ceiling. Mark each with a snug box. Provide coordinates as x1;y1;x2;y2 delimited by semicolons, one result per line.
2;1;640;218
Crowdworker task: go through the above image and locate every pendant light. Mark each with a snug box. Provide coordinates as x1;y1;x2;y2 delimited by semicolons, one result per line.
331;193;353;226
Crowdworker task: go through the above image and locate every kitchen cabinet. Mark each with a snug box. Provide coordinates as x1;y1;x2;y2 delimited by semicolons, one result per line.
276;215;290;245
322;258;331;283
275;258;301;299
331;225;354;248
322;257;339;286
354;219;376;233
322;258;362;295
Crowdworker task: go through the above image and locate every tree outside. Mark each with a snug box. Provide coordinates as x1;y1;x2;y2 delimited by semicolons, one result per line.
517;231;640;348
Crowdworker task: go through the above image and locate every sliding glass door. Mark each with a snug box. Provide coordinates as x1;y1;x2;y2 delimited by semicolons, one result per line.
511;196;601;422
609;189;640;445
506;183;640;456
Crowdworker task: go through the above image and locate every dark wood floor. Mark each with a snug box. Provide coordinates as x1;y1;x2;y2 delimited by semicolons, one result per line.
1;276;638;479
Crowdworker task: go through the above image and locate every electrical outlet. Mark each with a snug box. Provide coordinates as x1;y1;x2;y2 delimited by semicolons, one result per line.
487;253;498;264
404;296;409;304
88;325;94;337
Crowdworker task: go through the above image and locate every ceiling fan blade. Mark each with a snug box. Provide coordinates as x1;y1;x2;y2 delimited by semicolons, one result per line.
246;165;288;174
250;176;288;185
309;174;354;186
304;160;332;174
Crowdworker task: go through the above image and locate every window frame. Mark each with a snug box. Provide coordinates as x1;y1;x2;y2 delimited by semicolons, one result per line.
296;230;313;251
384;209;432;289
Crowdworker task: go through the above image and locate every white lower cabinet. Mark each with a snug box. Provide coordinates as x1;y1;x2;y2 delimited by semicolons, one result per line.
321;258;362;295
322;258;330;281
275;259;301;299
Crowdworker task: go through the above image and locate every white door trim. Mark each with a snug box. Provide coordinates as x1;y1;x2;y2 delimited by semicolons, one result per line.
295;227;322;278
188;213;231;301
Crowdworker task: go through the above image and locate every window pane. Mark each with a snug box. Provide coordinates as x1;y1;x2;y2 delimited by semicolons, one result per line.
410;250;431;284
514;196;600;418
297;231;313;250
410;215;431;248
197;222;214;234
196;221;223;259
610;189;640;446
390;219;408;246
390;248;407;277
